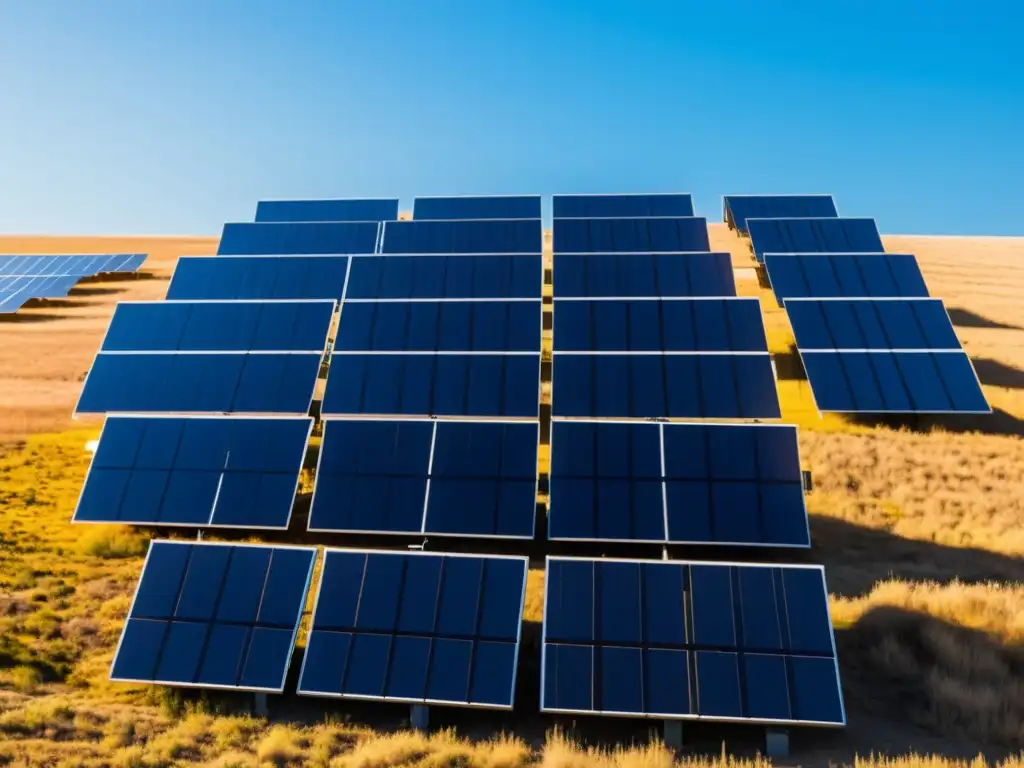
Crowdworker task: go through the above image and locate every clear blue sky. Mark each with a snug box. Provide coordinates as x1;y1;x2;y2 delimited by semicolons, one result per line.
1;1;1020;236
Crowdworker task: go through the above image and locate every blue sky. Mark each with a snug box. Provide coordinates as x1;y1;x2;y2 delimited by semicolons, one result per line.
0;1;1020;236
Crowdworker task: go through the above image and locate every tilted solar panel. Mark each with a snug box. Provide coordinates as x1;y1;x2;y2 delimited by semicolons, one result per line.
74;416;312;529
553;194;694;219
553;252;736;298
541;556;845;725
380;220;542;254
309;420;538;538
764;253;930;301
217;221;380;255
298;549;527;708
724;195;838;234
0;253;146;277
413;195;542;221
786;298;961;351
110;540;316;692
167;256;350;301
345;255;542;300
548;422;808;547
746;218;883;263
256;199;399;223
554;217;711;253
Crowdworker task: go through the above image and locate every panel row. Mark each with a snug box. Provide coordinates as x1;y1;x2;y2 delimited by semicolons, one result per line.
255;198;399;223
218;221;380;255
381;220;542;254
345;255;542;299
554;217;711;254
723;195;837;235
412;195;541;221
0;253;146;277
787;298;960;351
167;256;350;301
554;252;736;298
0;275;82;313
764;253;929;302
554;193;694;219
747;218;883;263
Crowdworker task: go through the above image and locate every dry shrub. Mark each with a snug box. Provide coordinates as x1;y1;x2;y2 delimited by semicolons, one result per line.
211;715;263;752
257;724;305;766
335;730;432;768
77;525;149;559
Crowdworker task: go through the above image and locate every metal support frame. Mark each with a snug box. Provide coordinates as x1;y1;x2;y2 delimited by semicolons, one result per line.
410;704;429;731
253;692;269;718
765;727;789;757
662;720;683;749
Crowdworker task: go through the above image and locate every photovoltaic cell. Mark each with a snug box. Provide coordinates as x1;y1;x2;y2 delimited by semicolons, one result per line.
724;195;838;234
167;256;350;301
217;222;380;255
298;549;527;708
413;196;542;221
255;199;399;223
309;420;538;538
553;194;694;218
554;217;711;253
345;255;542;299
551;354;780;419
764;253;930;301
110;540;316;692
549;422;809;546
746;218;883;263
74;416;312;529
554;253;736;298
322;353;540;418
541;556;845;725
786;299;961;351
553;298;767;352
380;220;542;254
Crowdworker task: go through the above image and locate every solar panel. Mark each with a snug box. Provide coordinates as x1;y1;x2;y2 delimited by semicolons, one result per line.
413;195;542;221
554;217;711;253
553;298;768;352
553;194;694;219
541;556;844;725
0;275;82;311
380;220;542;254
74;415;312;529
110;540;316;692
321;353;540;419
551;354;780;419
309;420;538;538
101;300;336;353
746;218;883;263
800;350;990;413
553;252;736;298
764;253;930;301
256;199;399;223
345;255;542;300
298;549;527;708
548;422;808;546
724;195;838;234
335;300;541;353
786;298;961;351
217;222;380;255
0;253;146;277
167;256;350;301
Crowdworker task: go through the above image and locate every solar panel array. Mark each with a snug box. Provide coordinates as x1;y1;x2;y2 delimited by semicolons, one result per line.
0;253;146;314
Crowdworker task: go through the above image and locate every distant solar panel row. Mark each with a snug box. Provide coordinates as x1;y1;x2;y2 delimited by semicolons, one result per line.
553;298;767;353
346;255;542;300
554;217;711;254
75;416;311;528
218;221;380;255
0;276;82;312
381;220;542;254
553;194;694;219
311;420;538;538
554;252;735;298
764;253;929;302
786;299;960;351
724;195;837;235
549;422;809;547
0;253;145;277
255;199;399;223
413;195;541;221
747;218;884;263
167;256;350;301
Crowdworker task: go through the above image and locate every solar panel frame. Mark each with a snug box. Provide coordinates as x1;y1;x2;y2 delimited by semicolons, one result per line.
746;217;884;262
552;252;736;299
763;252;930;301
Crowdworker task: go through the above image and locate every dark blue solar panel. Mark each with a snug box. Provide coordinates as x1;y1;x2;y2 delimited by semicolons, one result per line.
298;550;527;708
322;353;539;418
724;196;838;234
345;255;541;299
413;196;541;221
309;420;537;538
74;416;311;528
747;218;884;263
553;299;767;352
764;254;930;301
801;350;990;413
336;301;540;352
554;253;735;298
76;353;321;415
111;540;316;692
255;199;398;223
787;299;961;351
167;256;349;301
552;354;780;419
553;194;694;218
102;300;335;352
218;222;380;255
548;422;808;546
381;220;542;254
554;217;710;253
541;557;844;724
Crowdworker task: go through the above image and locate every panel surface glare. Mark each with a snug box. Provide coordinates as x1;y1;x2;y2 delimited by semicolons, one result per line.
110;540;316;692
541;557;845;725
763;254;929;301
554;252;735;298
548;422;808;546
551;354;780;419
74;416;312;528
786;299;961;351
322;353;540;418
553;298;767;352
724;195;838;234
217;222;380;255
309;420;537;538
553;194;694;218
413;196;542;221
298;549;527;708
167;256;350;301
381;220;542;254
746;218;883;262
256;199;399;223
801;350;990;413
554;217;710;253
346;255;542;300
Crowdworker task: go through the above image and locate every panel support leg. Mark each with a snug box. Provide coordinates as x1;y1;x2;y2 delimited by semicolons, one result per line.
253;692;269;718
765;727;789;758
410;704;429;731
663;719;683;749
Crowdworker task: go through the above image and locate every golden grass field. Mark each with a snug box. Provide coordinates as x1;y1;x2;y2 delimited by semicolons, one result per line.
1;228;1023;767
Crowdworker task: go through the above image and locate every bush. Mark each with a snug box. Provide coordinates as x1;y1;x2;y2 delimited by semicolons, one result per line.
78;527;149;559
